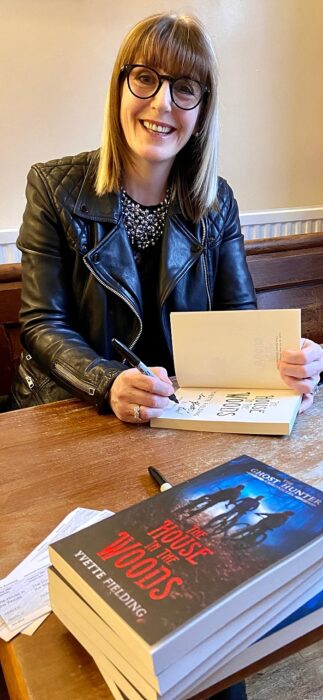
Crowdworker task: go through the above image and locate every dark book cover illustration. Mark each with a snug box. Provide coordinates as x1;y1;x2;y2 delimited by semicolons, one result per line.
50;455;323;646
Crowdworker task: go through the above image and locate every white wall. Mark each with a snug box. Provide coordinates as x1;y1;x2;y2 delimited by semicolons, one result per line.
1;0;323;230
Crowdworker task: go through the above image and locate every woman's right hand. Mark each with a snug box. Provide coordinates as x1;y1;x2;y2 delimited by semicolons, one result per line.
109;367;175;423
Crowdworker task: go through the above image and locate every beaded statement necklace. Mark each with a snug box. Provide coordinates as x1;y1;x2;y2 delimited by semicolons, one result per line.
121;187;170;250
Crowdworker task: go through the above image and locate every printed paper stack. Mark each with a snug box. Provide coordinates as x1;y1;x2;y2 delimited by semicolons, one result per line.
48;455;323;700
0;507;113;641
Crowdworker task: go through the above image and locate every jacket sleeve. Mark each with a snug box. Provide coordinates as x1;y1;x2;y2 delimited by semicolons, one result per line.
211;181;257;310
17;165;125;413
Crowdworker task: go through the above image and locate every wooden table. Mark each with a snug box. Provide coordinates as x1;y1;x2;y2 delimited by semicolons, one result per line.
0;394;322;699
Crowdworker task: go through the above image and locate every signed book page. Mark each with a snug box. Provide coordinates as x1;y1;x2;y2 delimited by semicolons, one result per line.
150;387;301;435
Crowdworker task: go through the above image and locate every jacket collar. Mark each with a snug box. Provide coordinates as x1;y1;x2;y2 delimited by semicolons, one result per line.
73;150;188;225
74;151;122;223
79;155;206;325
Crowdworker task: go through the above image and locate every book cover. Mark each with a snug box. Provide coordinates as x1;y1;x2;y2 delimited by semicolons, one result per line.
49;455;323;674
151;310;301;435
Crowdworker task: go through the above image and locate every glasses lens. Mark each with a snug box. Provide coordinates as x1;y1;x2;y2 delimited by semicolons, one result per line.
128;66;159;98
172;78;203;109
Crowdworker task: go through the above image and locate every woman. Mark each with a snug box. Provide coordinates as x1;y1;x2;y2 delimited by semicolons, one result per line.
12;12;322;419
10;13;322;700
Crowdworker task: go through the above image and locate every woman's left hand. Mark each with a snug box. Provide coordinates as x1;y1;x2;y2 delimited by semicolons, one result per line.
279;338;323;413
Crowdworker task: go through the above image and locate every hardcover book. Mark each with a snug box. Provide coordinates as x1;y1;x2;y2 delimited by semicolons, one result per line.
150;309;302;435
49;454;323;684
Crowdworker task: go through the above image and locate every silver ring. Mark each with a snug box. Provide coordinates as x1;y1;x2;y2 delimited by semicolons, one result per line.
133;404;142;421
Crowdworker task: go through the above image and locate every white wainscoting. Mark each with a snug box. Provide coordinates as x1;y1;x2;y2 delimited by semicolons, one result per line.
1;206;323;263
0;229;20;263
240;206;323;240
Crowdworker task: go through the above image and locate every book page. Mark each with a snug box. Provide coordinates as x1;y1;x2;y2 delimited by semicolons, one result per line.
170;309;301;389
151;387;301;435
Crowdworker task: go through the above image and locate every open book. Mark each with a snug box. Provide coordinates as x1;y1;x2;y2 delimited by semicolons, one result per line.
150;310;302;435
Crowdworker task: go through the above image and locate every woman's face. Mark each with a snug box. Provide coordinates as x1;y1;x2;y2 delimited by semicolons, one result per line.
120;64;200;174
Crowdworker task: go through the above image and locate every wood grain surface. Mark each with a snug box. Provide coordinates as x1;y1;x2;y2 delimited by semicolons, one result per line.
0;392;322;699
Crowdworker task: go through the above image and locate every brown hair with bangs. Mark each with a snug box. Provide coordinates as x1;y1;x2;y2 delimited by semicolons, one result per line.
96;13;219;222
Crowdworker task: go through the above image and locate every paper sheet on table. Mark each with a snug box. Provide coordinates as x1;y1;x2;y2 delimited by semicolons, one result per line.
21;613;51;636
0;507;114;639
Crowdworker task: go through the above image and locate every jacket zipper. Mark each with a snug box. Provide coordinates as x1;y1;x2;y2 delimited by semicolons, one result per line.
53;362;95;396
21;367;35;389
20;357;51;392
85;217;209;348
158;217;212;341
18;364;48;402
160;218;211;309
201;218;212;310
83;257;143;348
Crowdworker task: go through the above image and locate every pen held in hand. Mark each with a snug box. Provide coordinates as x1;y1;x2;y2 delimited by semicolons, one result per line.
111;338;179;404
148;466;172;492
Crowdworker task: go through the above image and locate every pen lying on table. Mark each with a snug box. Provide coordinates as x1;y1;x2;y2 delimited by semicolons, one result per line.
148;466;172;492
112;337;179;404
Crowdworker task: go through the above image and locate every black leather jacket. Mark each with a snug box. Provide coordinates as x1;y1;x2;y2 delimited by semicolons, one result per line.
11;150;257;412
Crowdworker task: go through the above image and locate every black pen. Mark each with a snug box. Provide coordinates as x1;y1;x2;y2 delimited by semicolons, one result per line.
148;466;172;492
112;338;179;404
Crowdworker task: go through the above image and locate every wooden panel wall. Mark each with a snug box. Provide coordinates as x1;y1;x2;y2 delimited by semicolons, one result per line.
245;233;323;345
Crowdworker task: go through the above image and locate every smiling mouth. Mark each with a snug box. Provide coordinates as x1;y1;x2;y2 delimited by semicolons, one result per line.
141;120;174;135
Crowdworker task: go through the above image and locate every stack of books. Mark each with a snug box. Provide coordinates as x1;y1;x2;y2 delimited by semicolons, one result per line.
48;455;323;700
199;589;323;692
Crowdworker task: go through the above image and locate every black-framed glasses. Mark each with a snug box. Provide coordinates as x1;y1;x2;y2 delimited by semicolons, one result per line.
121;64;209;111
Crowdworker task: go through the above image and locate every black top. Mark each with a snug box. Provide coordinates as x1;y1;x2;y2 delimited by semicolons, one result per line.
131;238;174;375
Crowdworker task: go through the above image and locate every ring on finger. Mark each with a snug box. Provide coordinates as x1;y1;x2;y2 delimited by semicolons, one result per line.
133;404;143;421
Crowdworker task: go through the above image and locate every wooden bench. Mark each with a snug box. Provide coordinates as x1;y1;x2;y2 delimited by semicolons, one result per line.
0;231;322;400
245;232;323;345
0;263;22;400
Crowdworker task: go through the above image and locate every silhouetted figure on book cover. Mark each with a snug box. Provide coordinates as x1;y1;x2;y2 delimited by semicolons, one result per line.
175;485;245;517
228;509;295;545
205;495;265;532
